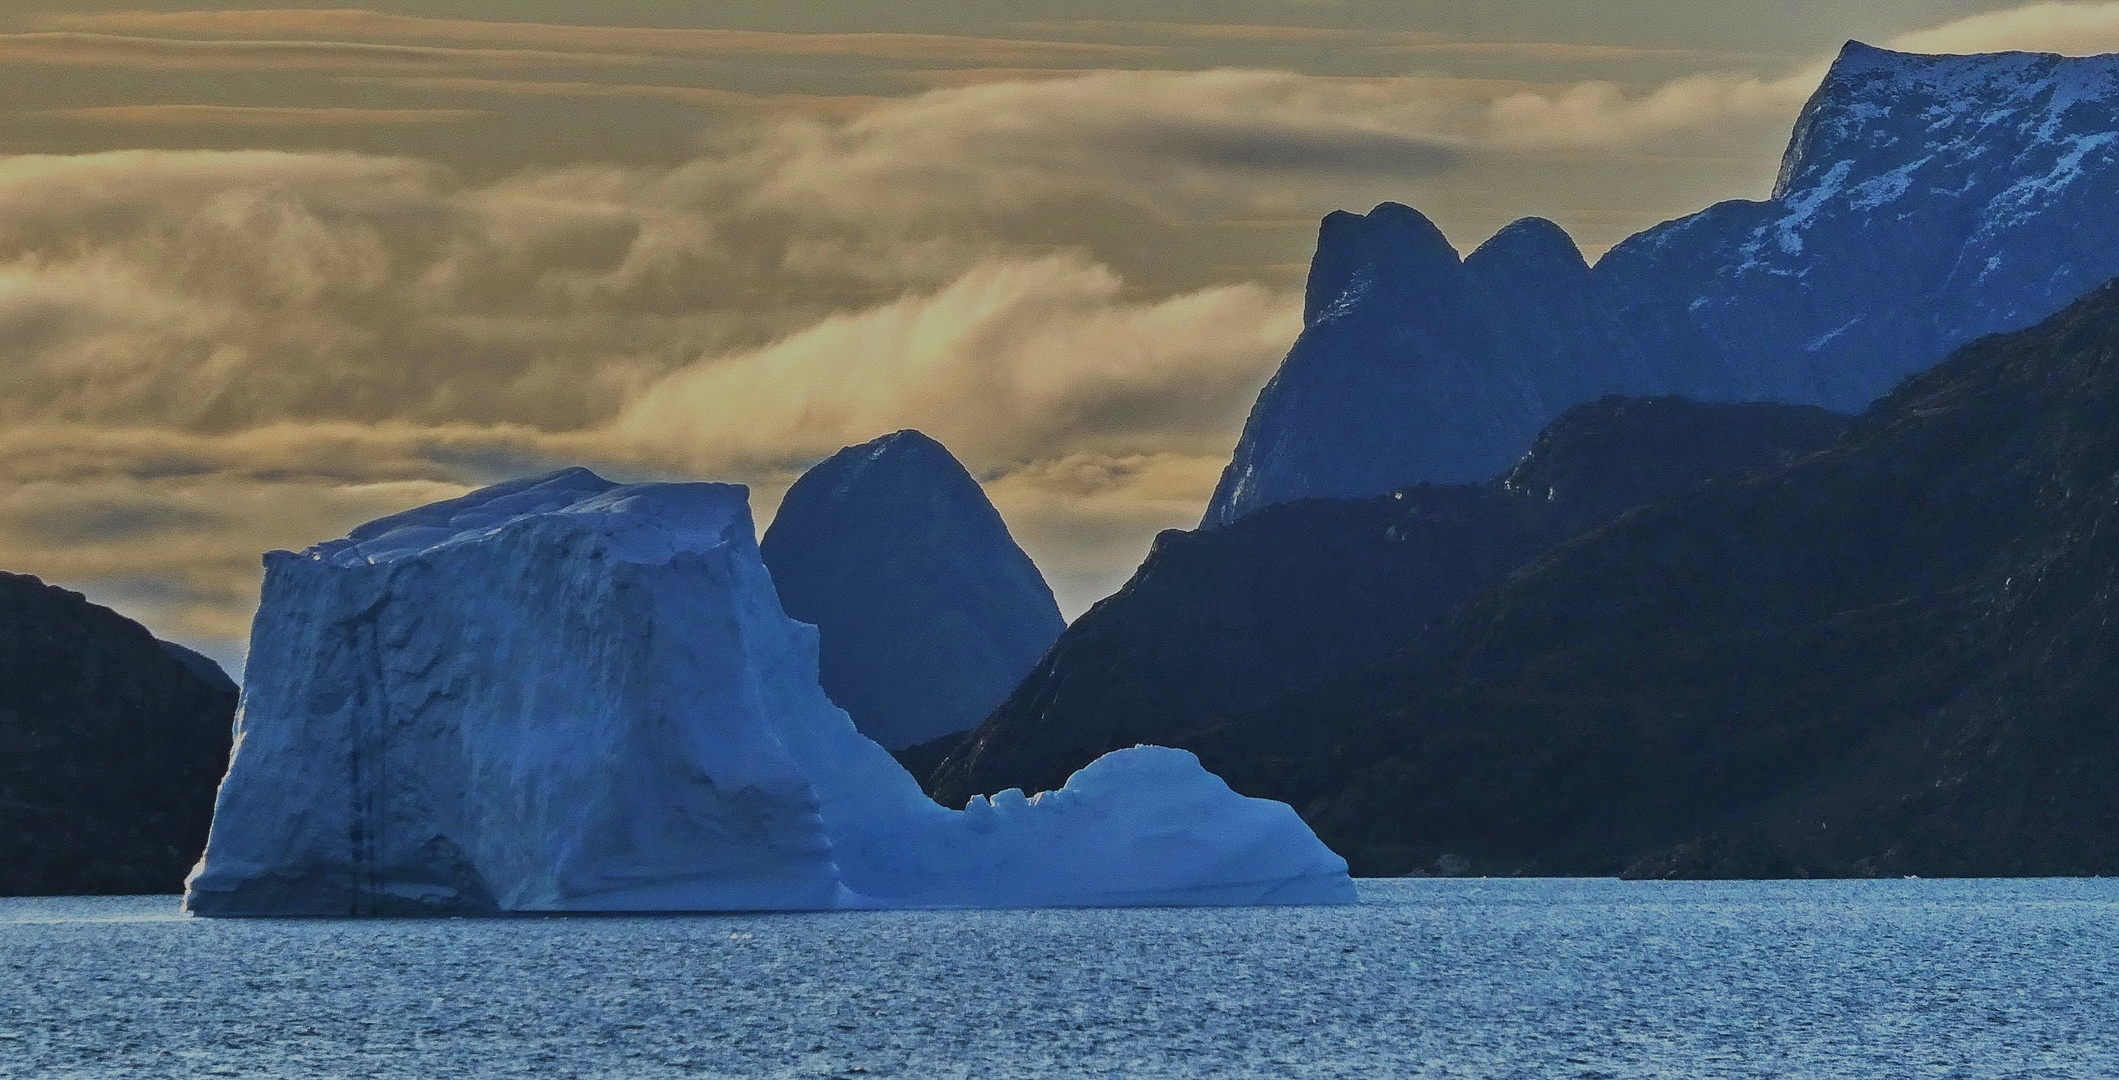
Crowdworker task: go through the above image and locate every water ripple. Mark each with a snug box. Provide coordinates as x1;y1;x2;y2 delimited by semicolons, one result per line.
2;878;2115;1078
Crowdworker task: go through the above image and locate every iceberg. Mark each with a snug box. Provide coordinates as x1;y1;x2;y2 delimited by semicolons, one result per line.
183;469;1352;914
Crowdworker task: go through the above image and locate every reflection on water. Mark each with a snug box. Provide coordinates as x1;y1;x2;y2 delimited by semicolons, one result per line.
3;878;2115;1078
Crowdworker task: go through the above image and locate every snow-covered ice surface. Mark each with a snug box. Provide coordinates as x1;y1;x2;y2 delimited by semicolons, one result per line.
8;879;2119;1078
186;469;1350;914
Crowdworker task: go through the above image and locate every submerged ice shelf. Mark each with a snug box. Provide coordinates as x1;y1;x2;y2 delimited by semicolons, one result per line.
184;469;1352;914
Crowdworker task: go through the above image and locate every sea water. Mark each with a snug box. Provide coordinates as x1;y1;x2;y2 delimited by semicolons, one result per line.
2;878;2114;1078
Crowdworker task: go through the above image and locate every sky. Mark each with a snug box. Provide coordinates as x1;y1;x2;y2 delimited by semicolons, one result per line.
0;1;2115;677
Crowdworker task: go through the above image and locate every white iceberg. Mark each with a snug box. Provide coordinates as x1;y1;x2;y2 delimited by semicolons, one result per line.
183;470;1353;914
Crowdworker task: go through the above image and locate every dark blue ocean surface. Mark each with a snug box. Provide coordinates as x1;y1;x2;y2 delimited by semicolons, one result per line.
2;878;2113;1078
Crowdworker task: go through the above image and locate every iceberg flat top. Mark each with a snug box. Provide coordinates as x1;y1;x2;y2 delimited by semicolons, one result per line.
307;468;753;568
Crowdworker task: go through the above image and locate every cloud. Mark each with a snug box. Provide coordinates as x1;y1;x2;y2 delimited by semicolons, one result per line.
610;253;1300;474
0;420;582;489
1482;69;1821;149
0;31;646;73
0;52;1849;655
344;76;876;118
1376;38;1699;61
0;463;477;660
41;10;1164;67
890;69;1545;96
1010;20;1366;44
1888;2;2119;55
981;450;1232;614
889;67;1128;89
1009;20;1698;59
1127;122;1463;175
0;249;1292;639
0;143;1302;645
17;1;2103;666
0;151;788;436
23;105;485;127
1460;2;2119;156
689;63;1826;252
0;65;1808;273
0;416;608;664
726;70;1478;228
606;253;1299;613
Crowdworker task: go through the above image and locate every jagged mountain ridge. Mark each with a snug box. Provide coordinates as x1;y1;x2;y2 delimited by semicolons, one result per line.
1200;280;2119;877
928;397;1848;806
1200;207;1655;526
1206;41;2119;527
760;430;1064;750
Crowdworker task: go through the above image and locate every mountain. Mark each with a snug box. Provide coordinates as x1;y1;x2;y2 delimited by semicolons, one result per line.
187;470;1350;914
929;396;1848;808
1467;218;1655;429
1497;395;1852;512
1205;41;2119;527
1200;279;2119;878
1200;206;1655;527
1;572;236;895
1604;41;2119;409
760;431;1064;750
157;640;238;695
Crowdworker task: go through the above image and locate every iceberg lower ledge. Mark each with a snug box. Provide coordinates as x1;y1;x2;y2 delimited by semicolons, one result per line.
183;471;1353;914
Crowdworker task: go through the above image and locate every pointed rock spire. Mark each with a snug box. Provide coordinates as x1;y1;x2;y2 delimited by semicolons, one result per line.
761;430;1064;750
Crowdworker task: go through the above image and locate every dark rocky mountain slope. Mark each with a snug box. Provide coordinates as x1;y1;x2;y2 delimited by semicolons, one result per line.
761;430;1064;750
1201;280;2119;877
1;573;236;894
928;397;1847;805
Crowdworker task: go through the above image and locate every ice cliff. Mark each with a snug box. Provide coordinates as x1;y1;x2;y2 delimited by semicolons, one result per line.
182;470;1351;914
1205;42;2119;526
761;431;1063;750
